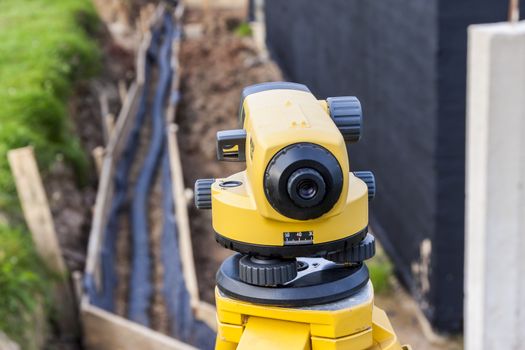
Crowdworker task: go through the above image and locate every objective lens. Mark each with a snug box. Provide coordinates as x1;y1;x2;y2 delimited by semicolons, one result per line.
287;168;326;208
264;143;343;220
297;180;318;200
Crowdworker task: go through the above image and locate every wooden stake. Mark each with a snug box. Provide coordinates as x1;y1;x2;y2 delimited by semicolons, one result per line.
97;89;112;144
92;146;105;177
7;146;78;337
7;147;66;274
203;0;211;24
106;113;116;138
509;0;520;22
118;79;128;104
72;270;84;305
167;124;200;309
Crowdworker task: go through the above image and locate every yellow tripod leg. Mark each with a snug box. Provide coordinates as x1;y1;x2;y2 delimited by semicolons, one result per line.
215;286;410;350
237;317;311;350
215;333;237;350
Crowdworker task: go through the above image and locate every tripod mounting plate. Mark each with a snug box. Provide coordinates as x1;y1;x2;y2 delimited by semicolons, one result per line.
216;254;370;307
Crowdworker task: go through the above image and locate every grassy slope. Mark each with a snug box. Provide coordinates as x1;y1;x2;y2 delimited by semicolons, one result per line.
0;0;100;346
368;243;393;294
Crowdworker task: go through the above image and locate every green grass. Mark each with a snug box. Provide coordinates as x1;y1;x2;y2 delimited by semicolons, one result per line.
0;224;51;347
0;0;101;346
368;243;393;294
234;22;253;37
0;0;101;209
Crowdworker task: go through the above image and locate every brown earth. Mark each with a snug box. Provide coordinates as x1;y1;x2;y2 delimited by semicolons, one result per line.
375;281;463;349
177;8;282;303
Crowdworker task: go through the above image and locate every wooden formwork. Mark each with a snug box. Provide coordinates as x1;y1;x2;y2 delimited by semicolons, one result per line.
182;0;247;10
82;4;215;349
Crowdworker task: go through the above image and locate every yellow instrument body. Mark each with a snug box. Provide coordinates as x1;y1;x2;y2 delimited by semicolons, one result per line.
206;84;409;349
211;89;368;247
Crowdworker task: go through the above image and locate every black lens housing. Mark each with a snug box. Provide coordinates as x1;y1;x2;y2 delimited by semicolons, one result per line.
287;168;326;207
264;143;343;220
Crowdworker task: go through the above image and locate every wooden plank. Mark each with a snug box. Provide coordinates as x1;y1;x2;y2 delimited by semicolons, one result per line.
85;0;167;305
167;124;200;309
83;7;210;349
165;5;204;312
136;32;151;86
85;153;115;289
7;146;78;337
166;21;182;124
7;146;66;274
196;301;217;332
182;0;245;9
98;89;110;142
135;4;164;87
85;4;161;289
107;82;143;159
81;299;196;350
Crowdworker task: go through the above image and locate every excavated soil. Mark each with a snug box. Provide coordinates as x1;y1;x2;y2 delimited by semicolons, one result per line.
48;24;135;273
44;3;162;346
177;8;282;303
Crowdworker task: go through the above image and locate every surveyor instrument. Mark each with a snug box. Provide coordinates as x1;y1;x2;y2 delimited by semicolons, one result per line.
195;82;409;350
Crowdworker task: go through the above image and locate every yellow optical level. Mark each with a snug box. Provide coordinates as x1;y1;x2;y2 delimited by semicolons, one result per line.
195;82;409;349
196;82;375;261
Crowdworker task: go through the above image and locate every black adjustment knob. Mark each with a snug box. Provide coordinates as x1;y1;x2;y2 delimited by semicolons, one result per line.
326;233;376;263
194;178;214;209
353;171;375;201
326;96;362;142
238;256;297;286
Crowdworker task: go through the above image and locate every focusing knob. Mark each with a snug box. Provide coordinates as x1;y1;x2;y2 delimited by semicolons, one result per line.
239;256;298;286
326;233;376;263
194;178;214;209
353;171;375;200
326;96;362;143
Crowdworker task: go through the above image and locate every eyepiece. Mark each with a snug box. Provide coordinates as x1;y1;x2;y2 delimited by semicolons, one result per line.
287;168;326;207
298;180;317;199
264;143;343;220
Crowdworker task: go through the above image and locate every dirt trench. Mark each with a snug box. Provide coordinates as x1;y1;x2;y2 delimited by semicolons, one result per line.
177;8;282;303
43;3;157;347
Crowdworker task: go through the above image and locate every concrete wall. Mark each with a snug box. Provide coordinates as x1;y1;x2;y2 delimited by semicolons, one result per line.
264;0;509;332
465;21;525;349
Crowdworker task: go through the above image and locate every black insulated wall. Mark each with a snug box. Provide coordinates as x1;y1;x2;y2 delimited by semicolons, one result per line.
264;0;509;332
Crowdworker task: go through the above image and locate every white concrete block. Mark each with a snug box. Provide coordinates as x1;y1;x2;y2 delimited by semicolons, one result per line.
466;21;525;350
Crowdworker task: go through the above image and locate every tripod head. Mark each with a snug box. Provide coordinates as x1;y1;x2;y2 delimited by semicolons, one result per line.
195;82;376;289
